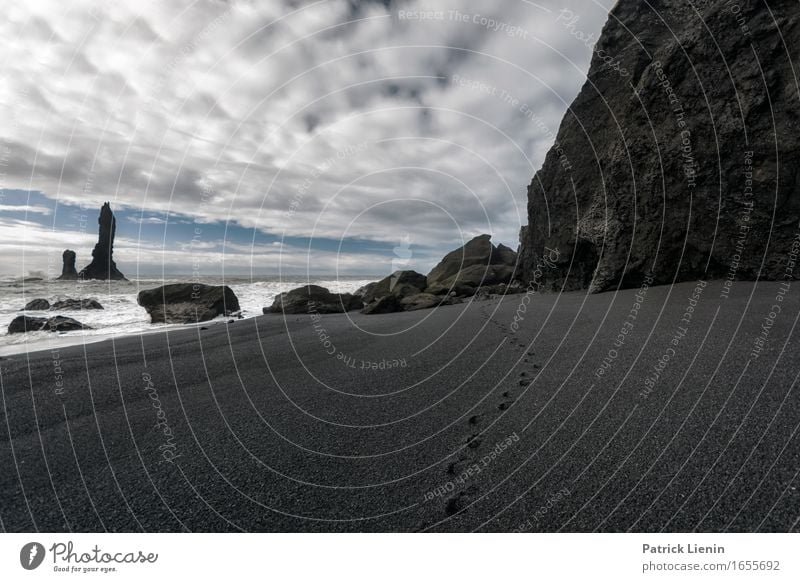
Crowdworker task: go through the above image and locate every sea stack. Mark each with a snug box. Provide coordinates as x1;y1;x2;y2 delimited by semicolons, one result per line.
78;202;126;281
56;249;78;280
518;0;800;293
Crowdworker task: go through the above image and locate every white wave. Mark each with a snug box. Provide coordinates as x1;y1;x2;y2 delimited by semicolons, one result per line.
0;276;377;356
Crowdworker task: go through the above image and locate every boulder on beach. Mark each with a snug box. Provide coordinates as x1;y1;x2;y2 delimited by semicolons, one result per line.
426;234;495;285
359;270;427;304
8;315;91;334
438;264;517;290
57;249;79;280
426;234;516;288
23;298;51;311
358;271;428;314
23;298;104;311
424;235;517;295
138;283;241;324
267;285;362;314
494;243;517;267
362;291;462;315
475;282;525;298
361;293;462;315
425;282;476;297
9;316;48;334
51;298;104;310
400;293;461;312
361;294;404;315
356;237;518;314
46;316;91;332
353;281;378;299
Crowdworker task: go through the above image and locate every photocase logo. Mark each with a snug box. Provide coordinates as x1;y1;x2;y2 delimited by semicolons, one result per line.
20;542;46;570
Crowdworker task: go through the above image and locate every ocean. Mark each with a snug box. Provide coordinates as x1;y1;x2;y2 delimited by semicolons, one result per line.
0;275;376;356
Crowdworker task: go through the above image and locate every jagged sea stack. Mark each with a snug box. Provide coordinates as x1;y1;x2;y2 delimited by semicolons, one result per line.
78;202;127;280
56;249;78;280
518;0;800;292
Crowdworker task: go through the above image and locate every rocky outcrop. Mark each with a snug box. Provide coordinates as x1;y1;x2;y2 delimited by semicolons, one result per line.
426;235;517;294
362;291;462;315
57;250;78;280
401;293;462;311
356;237;520;314
354;237;520;314
23;299;51;311
23;298;103;311
518;0;800;292
494;243;517;267
266;285;361;314
78;203;126;280
474;282;525;300
358;271;429;314
8;315;91;334
138;283;240;323
436;264;515;288
353;282;378;300
51;298;103;310
361;294;404;315
9;316;47;334
425;282;476;297
427;234;492;286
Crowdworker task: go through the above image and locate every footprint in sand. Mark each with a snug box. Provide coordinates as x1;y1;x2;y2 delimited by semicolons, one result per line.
498;387;517;411
444;486;479;516
465;433;482;449
447;457;472;475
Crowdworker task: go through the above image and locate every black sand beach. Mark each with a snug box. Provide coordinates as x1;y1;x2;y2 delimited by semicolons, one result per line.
1;280;798;532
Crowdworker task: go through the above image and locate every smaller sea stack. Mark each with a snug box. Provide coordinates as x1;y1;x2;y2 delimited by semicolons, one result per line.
57;249;78;280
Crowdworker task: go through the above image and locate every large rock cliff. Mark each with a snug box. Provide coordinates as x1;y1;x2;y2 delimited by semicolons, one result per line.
518;0;800;292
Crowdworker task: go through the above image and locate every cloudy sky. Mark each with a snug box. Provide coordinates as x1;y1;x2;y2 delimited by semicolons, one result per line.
0;0;614;278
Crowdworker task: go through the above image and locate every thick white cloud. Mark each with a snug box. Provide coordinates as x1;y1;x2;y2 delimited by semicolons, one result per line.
1;0;615;274
0;204;53;215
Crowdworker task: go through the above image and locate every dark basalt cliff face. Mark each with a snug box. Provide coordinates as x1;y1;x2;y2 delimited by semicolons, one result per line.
518;0;800;292
79;202;126;281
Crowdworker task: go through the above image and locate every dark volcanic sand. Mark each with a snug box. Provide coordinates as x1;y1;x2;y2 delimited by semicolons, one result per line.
0;281;798;532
